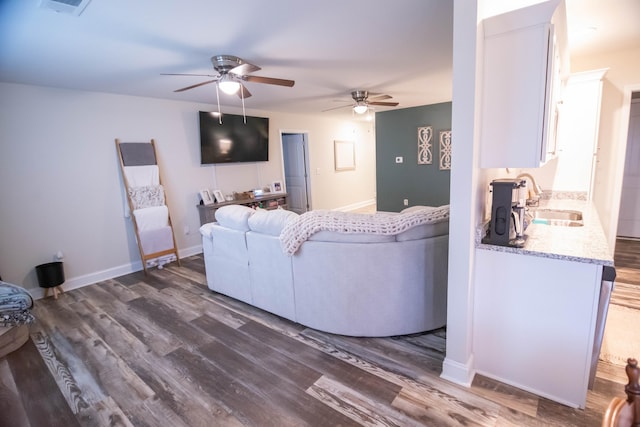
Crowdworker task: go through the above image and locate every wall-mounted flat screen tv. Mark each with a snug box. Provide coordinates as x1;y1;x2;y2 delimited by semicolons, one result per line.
199;111;269;164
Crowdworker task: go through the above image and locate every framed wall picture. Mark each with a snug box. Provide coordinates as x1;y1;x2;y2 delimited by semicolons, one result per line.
199;189;214;205
271;181;283;193
334;140;355;171
213;189;225;203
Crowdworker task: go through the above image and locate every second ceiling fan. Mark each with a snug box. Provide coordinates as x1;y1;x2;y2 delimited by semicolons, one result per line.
323;90;399;114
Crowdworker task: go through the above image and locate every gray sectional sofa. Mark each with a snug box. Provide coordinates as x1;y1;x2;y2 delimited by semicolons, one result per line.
200;204;450;337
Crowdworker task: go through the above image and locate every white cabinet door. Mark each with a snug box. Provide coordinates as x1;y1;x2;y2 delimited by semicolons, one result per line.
282;133;310;214
554;69;606;197
479;0;567;168
474;249;601;408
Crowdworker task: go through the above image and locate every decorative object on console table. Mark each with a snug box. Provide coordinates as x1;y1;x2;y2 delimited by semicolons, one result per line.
199;189;214;205
234;191;254;200
196;193;288;225
271;181;283;193
417;126;433;165
213;189;225;203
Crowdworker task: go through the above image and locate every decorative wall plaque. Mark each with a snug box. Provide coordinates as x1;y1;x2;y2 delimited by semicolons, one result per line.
439;130;452;170
417;126;433;165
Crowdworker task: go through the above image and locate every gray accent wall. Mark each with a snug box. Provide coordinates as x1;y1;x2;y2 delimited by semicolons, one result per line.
375;102;452;212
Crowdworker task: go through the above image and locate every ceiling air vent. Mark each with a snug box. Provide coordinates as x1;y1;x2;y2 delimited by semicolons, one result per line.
39;0;92;16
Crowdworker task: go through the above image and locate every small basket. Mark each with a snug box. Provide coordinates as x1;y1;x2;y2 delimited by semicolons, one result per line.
35;262;65;289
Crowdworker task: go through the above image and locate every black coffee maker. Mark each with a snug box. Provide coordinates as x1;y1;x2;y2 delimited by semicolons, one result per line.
482;178;527;247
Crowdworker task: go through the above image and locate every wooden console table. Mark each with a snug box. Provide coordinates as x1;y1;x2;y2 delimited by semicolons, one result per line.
197;193;288;226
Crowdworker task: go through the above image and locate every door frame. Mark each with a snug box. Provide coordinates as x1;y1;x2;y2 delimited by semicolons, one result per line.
279;129;312;212
610;84;640;248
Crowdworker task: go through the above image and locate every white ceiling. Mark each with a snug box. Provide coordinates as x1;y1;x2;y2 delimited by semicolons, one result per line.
0;0;639;117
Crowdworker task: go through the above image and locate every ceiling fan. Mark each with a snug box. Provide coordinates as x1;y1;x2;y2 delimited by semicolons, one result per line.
323;90;399;114
162;55;295;98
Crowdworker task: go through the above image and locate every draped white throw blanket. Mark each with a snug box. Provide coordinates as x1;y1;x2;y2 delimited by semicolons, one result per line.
280;205;450;255
122;165;160;217
133;205;169;231
128;185;165;210
124;165;159;187
123;164;173;258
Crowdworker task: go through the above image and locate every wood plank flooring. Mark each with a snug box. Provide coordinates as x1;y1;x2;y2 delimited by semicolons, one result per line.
614;237;640;286
0;254;629;426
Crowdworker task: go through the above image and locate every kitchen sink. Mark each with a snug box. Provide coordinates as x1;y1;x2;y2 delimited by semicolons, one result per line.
531;209;584;227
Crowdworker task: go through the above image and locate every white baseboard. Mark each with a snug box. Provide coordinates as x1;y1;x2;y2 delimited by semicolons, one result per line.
440;354;475;387
334;198;376;212
29;244;203;300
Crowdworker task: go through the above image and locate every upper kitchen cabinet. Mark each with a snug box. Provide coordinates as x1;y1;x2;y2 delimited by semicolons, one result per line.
479;0;569;168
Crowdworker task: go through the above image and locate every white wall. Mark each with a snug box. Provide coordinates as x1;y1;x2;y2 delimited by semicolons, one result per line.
570;47;640;248
443;0;555;388
441;0;483;386
0;82;375;293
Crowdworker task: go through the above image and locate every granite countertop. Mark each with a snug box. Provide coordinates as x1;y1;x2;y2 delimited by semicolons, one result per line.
477;198;614;266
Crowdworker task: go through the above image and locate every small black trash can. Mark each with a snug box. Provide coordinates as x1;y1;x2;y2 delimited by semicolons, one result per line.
36;262;65;298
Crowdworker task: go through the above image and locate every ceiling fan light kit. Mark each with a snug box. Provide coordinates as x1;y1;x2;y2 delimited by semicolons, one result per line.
218;74;240;95
353;102;368;114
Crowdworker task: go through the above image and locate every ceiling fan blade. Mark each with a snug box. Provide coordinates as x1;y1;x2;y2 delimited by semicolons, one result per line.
322;104;352;112
174;79;218;92
368;94;392;101
369;101;399;107
237;84;252;99
230;63;261;76
243;75;295;87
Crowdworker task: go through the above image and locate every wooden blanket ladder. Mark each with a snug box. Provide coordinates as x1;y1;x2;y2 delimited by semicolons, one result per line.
115;139;180;274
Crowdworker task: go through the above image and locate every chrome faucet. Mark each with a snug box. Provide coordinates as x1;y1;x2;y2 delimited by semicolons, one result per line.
516;173;543;205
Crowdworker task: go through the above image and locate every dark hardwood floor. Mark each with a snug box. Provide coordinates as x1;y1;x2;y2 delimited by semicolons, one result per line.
614;237;640;286
0;254;629;426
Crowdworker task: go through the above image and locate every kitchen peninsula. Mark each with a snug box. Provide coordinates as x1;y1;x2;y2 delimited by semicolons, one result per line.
474;198;614;408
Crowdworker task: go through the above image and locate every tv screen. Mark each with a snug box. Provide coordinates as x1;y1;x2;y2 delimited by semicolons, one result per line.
199;112;269;164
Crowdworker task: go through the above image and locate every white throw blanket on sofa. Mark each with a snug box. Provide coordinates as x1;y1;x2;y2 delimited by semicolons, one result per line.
280;205;449;255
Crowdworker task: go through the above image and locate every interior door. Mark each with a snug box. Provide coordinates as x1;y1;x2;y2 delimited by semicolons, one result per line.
282;133;310;214
618;98;640;238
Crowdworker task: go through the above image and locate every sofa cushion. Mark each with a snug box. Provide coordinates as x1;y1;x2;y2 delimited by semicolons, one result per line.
395;221;449;241
401;205;438;214
248;209;299;236
199;222;215;239
214;205;255;231
307;231;396;243
396;206;449;241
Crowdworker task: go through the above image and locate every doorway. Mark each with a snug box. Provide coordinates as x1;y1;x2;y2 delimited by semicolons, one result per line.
617;92;640;238
281;132;311;214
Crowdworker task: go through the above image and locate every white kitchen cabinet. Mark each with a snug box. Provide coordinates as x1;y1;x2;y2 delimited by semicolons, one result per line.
479;0;568;168
474;248;602;408
556;69;607;198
